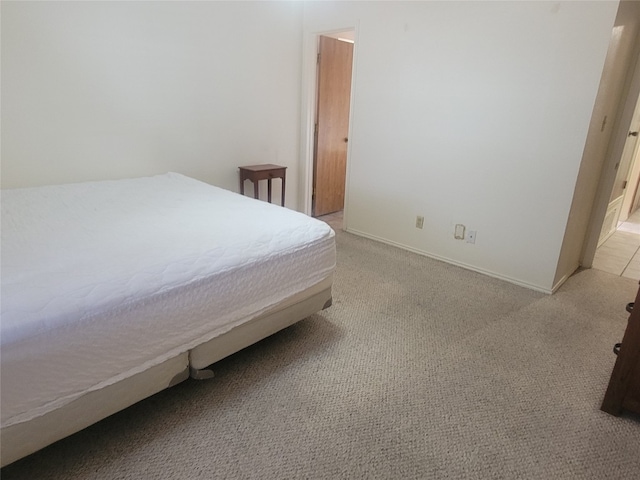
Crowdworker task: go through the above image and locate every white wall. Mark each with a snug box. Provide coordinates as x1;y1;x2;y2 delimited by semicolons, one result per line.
1;1;302;206
303;1;618;292
2;1;622;292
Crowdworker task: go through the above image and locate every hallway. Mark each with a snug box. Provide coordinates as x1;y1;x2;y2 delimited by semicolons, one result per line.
592;209;640;279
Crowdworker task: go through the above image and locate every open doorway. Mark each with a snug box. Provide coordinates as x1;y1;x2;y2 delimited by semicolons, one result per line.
311;30;355;223
598;91;640;247
576;2;640;280
592;90;640;278
617;93;640;224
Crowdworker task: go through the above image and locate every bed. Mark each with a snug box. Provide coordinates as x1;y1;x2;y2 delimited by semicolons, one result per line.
0;172;336;467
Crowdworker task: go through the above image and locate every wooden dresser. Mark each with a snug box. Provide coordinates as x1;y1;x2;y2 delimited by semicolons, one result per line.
601;285;640;416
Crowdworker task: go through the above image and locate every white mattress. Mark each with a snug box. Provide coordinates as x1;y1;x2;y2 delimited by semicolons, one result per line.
1;173;335;429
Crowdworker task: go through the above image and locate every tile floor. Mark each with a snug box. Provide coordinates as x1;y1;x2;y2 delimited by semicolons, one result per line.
592;209;640;279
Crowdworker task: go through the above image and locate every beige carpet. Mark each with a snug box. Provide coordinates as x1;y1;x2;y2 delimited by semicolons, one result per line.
3;228;640;479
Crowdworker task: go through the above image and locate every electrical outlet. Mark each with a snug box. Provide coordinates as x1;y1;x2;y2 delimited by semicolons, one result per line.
415;216;424;229
466;230;476;244
454;224;465;239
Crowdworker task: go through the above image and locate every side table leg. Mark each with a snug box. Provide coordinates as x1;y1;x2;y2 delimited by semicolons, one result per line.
268;179;272;203
281;175;286;206
253;180;259;199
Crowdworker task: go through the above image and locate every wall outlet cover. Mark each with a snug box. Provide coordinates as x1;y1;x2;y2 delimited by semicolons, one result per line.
466;230;476;244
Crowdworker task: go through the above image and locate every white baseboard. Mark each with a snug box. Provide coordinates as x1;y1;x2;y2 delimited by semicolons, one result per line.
345;228;552;295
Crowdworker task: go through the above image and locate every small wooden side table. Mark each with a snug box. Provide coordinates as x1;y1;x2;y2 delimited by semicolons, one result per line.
239;164;287;206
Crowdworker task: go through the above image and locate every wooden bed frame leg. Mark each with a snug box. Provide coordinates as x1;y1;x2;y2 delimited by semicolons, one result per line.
190;367;215;380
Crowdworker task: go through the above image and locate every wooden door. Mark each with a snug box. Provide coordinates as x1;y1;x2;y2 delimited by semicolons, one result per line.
313;35;353;217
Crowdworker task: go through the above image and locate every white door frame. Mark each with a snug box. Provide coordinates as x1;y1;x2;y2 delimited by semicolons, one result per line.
298;26;358;222
582;49;640;267
618;93;640;221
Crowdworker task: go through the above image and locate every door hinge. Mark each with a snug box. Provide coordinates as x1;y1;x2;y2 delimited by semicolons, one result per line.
317;53;320;64
623;180;628;189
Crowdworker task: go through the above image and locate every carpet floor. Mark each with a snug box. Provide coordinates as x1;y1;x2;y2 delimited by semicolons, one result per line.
2;228;640;479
